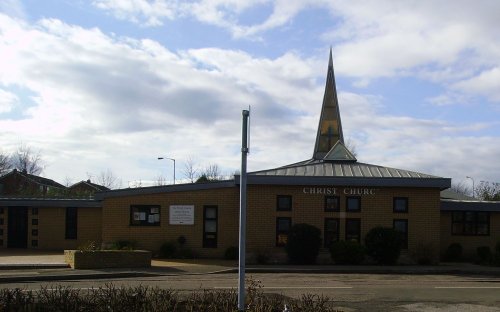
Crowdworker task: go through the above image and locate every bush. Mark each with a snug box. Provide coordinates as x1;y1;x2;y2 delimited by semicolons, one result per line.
159;241;177;259
444;243;463;262
109;240;136;250
224;246;239;260
365;227;403;265
330;240;365;264
285;223;322;264
477;246;492;264
177;248;195;259
415;242;436;265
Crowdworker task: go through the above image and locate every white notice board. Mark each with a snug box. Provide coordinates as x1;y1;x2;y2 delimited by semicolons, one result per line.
169;205;194;225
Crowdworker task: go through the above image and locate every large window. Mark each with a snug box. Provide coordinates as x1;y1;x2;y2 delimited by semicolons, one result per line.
324;196;340;212
277;195;292;211
130;205;161;226
345;218;361;242
393;219;408;249
203;206;218;248
276;217;291;247
452;211;489;236
346;196;361;212
65;207;78;239
324;218;339;248
393;197;409;213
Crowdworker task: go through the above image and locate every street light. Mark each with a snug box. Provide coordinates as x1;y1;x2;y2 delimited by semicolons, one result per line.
466;176;475;198
158;157;176;184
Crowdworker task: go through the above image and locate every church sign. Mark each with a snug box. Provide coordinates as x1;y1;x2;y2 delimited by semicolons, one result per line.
303;187;376;196
169;205;195;225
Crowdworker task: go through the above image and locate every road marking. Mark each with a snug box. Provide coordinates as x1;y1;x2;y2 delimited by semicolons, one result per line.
214;286;352;289
434;286;500;289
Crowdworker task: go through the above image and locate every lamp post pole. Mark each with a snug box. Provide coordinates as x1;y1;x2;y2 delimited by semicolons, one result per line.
158;157;176;184
466;176;475;198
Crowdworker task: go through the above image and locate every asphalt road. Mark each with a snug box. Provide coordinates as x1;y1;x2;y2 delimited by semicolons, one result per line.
4;273;500;311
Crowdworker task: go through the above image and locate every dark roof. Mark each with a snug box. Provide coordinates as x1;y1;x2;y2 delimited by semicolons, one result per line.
441;199;500;212
95;180;236;199
0;197;101;208
69;180;110;192
0;169;65;189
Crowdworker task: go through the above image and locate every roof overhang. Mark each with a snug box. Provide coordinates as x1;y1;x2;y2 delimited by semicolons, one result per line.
237;175;451;189
0;198;102;208
441;199;500;212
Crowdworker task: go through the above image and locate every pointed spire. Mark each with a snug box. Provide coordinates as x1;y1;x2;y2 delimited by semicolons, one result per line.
313;48;345;160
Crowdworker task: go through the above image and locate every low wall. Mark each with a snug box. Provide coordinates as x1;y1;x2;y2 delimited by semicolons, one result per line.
64;250;152;269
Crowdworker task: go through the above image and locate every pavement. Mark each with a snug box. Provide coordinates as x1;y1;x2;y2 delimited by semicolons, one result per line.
2;249;500;284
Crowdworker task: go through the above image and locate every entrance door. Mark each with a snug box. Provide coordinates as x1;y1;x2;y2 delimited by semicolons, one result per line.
7;207;28;248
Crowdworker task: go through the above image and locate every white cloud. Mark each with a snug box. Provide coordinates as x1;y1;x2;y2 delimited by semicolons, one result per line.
0;88;19;113
453;67;500;102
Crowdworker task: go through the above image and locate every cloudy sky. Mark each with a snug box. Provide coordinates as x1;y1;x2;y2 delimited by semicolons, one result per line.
0;0;499;189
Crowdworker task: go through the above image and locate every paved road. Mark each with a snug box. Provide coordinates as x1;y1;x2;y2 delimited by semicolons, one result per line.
3;273;500;311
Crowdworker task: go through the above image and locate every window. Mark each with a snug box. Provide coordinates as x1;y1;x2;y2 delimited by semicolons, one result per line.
0;229;3;236
31;219;38;226
130;205;161;226
346;196;361;212
65;207;78;239
203;206;218;248
32;207;38;215
324;218;339;248
452;211;489;236
31;240;38;247
32;229;38;236
276;217;291;247
325;196;340;212
393;219;408;249
393;197;408;213
277;195;292;211
345;219;361;242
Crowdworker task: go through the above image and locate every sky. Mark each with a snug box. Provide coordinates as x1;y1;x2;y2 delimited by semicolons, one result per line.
0;0;499;190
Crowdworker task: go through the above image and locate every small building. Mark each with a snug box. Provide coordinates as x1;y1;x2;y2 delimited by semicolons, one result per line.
0;169;65;197
68;180;110;196
0;50;498;263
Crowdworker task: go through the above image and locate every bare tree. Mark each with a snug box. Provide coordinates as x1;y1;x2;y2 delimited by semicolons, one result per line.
203;163;222;181
11;144;44;175
63;176;73;187
183;156;198;183
451;181;471;197
0;150;12;176
345;138;358;158
476;181;500;201
155;174;167;186
97;169;122;189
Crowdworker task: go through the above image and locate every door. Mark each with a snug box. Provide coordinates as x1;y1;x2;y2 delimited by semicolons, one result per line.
8;207;28;248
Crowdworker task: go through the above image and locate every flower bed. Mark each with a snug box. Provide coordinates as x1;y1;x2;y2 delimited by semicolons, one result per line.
64;250;151;269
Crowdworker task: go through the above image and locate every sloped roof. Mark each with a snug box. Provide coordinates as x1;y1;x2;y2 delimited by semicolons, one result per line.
0;169;65;188
69;180;110;192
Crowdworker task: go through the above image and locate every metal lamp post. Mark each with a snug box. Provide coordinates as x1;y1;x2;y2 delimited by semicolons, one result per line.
158;157;176;184
466;176;475;198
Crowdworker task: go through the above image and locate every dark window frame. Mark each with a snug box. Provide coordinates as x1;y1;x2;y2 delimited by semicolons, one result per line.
324;196;340;212
276;195;292;211
346;196;361;212
203;205;218;248
32;207;38;215
393;219;408;249
129;205;161;226
276;217;292;247
393;197;409;213
65;207;78;239
452;211;490;236
345;218;361;242
31;219;38;226
324;218;340;248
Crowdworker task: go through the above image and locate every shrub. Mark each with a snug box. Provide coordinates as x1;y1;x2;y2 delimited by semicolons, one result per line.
256;252;270;265
285;223;322;264
330;240;365;265
477;246;492;264
159;241;177;259
177;248;196;259
414;242;434;265
77;240;100;251
109;240;136;250
365;227;403;265
444;243;463;262
224;246;239;260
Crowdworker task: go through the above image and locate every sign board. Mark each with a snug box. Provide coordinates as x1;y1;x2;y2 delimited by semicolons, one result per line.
169;205;194;225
